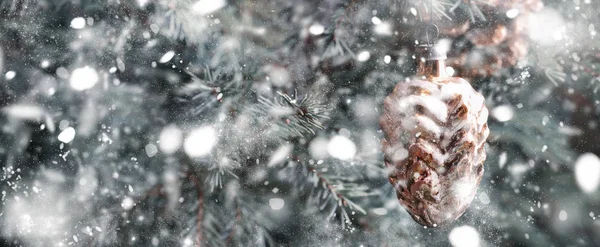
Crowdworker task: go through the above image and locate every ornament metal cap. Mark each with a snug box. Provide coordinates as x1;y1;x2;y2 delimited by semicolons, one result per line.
416;44;447;61
415;43;448;79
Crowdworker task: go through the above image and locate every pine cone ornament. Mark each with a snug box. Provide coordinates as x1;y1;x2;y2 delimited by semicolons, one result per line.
466;24;508;46
444;0;543;79
380;45;489;226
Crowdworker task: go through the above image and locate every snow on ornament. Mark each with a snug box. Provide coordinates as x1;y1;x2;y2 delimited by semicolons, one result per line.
380;43;489;226
574;153;600;193
184;126;217;157
70;66;99;91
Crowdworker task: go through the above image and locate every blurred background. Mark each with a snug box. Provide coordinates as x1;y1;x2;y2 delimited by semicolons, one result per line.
0;0;599;246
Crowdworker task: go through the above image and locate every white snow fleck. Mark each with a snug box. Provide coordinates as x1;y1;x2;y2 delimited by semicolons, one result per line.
309;137;329;159
269;198;285;210
410;7;417;16
150;24;159;33
121;197;135;210
4;186;71;243
184;126;217;157
527;9;566;46
373;22;392;36
479;192;490;205
5;71;15;80
491;105;514;122
499;151;507;169
159;125;183;155
327;135;356;160
32;186;39;193
192;0;227;15
57;127;76;143
574;153;600;193
70;17;86;29
372;208;388;215
449;225;480;247
159;51;175;63
116;58;125;72
183;237;193;246
506;9;519;19
371;16;382;25
559;210;568;221
145;144;158;157
137;0;149;7
384;55;391;64
542;115;549;126
2;104;44;121
267;66;291;87
309;23;325;35
357;51;371;62
268;144;292;166
445;66;455;76
70;66;99;91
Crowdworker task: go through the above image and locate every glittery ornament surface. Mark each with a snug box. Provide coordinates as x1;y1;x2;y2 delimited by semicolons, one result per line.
380;77;489;226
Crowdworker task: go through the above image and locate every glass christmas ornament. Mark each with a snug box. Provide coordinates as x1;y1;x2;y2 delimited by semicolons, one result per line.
380;44;489;226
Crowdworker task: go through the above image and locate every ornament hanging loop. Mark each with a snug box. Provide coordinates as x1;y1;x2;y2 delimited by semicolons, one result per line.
425;24;439;45
424;0;439;45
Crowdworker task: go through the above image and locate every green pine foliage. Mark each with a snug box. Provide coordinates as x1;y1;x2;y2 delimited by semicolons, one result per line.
0;0;599;246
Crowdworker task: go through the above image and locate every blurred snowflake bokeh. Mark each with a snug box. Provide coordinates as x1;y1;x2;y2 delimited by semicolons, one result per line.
0;0;599;246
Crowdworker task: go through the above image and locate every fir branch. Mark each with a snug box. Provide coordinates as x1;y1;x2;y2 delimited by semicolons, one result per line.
489;110;576;166
225;206;242;245
204;195;274;247
206;162;239;192
306;164;366;230
187;172;204;247
543;66;566;86
449;0;488;22
175;69;228;117
255;92;329;138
